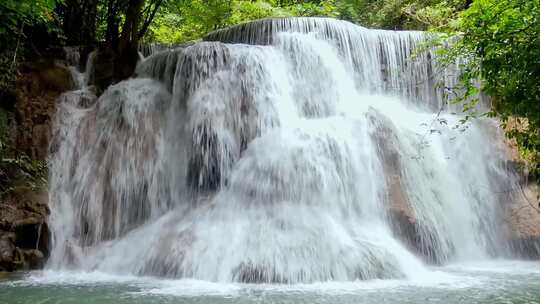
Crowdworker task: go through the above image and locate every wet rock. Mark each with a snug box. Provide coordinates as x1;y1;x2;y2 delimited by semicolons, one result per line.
368;109;449;264
13;217;43;249
233;262;286;283
0;51;70;272
0;223;49;271
18;249;45;269
0;232;16;271
92;47;115;91
389;210;450;265
37;63;74;92
32;124;50;160
505;181;540;259
187;127;224;192
511;237;540;259
38;222;51;258
499;120;540;258
0;191;50;271
14;59;74;159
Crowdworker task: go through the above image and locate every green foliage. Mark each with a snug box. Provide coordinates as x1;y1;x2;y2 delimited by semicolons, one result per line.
2;0;538;184
1;155;48;194
437;0;540;174
0;0;58;29
288;0;338;17
144;0;338;43
145;0;238;43
102;0;470;43
467;0;540;175
230;0;290;22
1;0;61;96
0;0;53;193
0;0;60;45
334;0;468;30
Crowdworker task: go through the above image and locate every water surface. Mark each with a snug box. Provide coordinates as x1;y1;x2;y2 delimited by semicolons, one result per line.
2;261;539;304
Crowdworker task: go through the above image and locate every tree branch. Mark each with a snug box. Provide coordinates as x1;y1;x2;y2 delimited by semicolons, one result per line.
138;0;163;39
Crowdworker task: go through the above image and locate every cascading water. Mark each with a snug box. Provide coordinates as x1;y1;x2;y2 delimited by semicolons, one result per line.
48;17;529;283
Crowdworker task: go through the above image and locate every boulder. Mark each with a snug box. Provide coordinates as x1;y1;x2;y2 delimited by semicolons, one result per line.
368;109;448;264
18;248;45;269
506;181;540;258
0;191;50;271
38;63;74;92
92;46;115;91
0;232;16;271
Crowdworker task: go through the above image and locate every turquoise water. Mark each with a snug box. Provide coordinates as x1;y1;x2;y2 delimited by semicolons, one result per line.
1;261;540;304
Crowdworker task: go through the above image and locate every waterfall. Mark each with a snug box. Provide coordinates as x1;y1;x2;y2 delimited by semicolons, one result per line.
139;43;176;58
48;18;525;283
63;46;97;90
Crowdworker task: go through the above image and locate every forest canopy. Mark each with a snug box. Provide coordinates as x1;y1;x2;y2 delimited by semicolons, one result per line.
1;0;473;46
144;0;473;43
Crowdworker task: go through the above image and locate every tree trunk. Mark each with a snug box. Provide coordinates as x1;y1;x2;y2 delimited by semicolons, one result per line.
93;0;163;90
106;0;120;48
114;0;145;82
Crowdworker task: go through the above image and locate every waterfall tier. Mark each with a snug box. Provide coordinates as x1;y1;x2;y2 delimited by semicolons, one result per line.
49;17;525;283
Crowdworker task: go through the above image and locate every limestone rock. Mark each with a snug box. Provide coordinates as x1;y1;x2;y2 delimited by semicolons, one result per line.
0;232;16;271
38;63;74;92
0;191;50;271
506;182;540;258
14;60;74;159
32;124;50;160
18;248;45;269
92;47;115;91
368;109;448;264
0;50;74;272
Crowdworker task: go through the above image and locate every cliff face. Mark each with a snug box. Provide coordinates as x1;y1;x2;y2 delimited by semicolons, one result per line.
0;51;73;272
15;59;74;159
0;190;50;271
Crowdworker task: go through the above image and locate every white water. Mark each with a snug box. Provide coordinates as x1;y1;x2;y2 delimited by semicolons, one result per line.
48;18;531;283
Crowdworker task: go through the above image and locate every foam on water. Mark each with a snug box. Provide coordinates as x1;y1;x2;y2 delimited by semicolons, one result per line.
6;263;530;299
3;260;540;302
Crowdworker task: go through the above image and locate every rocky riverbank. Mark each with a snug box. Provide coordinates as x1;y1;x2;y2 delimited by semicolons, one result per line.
0;48;74;272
